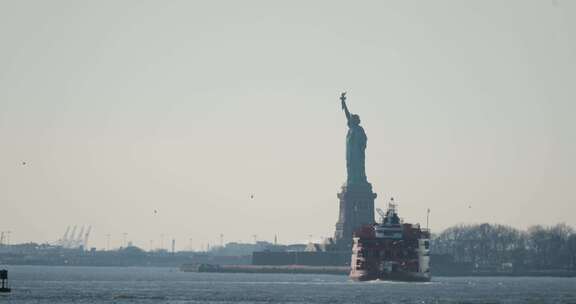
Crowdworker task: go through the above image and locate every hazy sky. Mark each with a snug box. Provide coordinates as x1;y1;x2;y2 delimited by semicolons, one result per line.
1;1;575;250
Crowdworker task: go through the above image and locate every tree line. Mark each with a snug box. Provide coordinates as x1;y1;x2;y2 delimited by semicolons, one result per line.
432;223;576;271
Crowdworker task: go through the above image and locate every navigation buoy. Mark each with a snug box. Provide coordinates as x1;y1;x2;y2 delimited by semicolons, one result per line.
0;269;11;293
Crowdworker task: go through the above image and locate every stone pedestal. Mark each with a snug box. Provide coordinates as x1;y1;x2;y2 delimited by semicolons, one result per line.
334;182;377;250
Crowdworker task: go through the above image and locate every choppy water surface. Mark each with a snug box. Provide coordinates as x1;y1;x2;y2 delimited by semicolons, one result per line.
3;265;576;303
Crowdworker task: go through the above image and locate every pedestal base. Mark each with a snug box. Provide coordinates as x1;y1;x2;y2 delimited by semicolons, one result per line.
334;182;377;250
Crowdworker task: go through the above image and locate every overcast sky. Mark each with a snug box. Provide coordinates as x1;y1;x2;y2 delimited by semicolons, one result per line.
1;0;575;250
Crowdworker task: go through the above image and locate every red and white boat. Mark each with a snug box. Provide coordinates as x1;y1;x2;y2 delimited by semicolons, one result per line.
350;198;431;282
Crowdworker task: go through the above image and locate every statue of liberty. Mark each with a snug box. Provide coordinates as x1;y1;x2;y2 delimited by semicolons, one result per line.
340;92;368;185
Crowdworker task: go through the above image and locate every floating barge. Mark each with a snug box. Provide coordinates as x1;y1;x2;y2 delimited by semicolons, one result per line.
180;263;349;275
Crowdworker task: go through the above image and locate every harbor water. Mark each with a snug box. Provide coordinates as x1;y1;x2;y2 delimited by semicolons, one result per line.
3;265;576;303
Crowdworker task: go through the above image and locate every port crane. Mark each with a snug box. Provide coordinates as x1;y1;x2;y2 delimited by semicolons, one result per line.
0;231;11;247
82;226;92;249
60;226;71;245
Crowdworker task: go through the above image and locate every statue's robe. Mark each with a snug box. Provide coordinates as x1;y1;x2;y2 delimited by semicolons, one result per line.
346;122;367;185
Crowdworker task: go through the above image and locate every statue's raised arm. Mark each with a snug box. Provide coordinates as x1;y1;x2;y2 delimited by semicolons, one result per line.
340;92;351;121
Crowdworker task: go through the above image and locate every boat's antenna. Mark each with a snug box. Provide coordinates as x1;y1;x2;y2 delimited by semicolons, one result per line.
426;208;431;230
388;197;398;214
